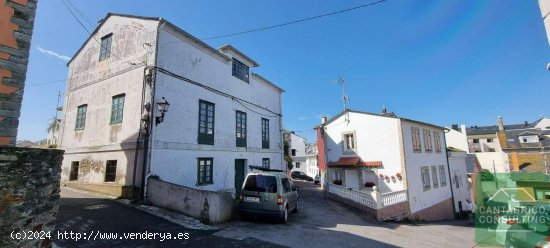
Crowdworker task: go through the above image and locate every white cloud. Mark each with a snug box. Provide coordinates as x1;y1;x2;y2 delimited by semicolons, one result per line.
37;46;70;62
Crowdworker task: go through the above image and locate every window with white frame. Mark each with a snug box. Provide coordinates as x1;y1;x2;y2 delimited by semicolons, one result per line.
262;158;270;168
411;127;422;152
439;165;447;186
431;166;439;188
433;131;442;152
342;131;356;153
421;166;431;190
519;136;538;143
423;129;433;152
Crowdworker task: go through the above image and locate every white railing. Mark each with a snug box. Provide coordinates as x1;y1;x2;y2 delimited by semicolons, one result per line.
381;190;408;207
328;184;377;209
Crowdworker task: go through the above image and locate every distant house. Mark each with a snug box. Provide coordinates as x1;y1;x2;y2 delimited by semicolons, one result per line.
447;147;473;214
315;109;455;221
305;143;319;178
284;131;318;178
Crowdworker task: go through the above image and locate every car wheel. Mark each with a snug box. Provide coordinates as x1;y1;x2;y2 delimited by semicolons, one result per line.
292;200;298;213
280;206;288;224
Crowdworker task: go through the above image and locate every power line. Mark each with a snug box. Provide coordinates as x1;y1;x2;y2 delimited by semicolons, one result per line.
155;67;282;117
202;0;387;40
60;0;137;65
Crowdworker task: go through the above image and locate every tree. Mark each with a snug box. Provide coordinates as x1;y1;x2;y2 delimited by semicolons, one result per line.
284;140;293;170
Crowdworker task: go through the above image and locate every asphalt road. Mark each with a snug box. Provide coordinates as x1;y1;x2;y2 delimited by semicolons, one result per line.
54;189;283;248
214;181;476;248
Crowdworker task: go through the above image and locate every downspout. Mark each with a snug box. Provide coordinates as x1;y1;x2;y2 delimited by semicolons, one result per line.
131;65;147;199
279;93;284;174
141;20;162;202
443;129;457;218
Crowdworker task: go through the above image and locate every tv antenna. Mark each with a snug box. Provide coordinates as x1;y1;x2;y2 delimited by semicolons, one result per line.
331;77;350;121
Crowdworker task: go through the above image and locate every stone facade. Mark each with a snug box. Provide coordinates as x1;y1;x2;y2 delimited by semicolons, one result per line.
0;147;64;248
0;0;37;146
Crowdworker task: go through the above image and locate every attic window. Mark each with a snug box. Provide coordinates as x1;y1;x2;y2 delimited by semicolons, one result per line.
99;33;113;61
519;136;538;143
232;58;249;83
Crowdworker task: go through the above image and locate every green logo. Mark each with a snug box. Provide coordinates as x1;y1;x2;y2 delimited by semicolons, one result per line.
474;171;550;247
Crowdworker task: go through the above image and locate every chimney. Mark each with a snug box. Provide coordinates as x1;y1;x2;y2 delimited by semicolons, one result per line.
498;116;504;132
382;105;387;114
451;124;459;131
524;121;528;127
321;116;327;124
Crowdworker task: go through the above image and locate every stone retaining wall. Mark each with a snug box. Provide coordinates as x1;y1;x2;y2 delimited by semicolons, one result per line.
0;147;64;248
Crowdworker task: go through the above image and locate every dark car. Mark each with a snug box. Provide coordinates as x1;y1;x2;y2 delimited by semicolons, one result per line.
239;168;299;223
291;171;313;181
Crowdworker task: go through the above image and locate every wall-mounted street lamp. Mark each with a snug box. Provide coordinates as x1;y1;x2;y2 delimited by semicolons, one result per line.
155;97;170;126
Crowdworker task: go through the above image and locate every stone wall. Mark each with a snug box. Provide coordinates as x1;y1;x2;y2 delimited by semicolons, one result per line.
146;178;234;224
0;0;37;146
0;147;64;248
509;152;549;173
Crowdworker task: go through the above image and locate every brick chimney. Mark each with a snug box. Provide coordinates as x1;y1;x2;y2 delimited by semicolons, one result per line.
497;116;508;150
497;116;504;132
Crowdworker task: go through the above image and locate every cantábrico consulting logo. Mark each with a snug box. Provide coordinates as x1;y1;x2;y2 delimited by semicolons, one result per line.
473;171;550;247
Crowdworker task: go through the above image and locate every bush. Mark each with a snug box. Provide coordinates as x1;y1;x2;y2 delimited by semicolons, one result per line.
333;179;342;185
364;182;375;187
480;169;495;181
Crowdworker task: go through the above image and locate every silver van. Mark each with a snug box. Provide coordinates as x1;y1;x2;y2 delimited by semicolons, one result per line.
238;166;299;223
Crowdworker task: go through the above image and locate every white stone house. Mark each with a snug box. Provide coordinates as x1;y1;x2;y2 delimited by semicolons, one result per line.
316;109;455;221
59;13;284;199
285;131;316;177
305;143;319;178
447;148;473;214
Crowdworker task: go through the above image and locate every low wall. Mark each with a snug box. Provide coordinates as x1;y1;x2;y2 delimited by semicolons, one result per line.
326;192;378;218
146;178;233;224
411;197;455;221
0;147;64;248
64;182;135;199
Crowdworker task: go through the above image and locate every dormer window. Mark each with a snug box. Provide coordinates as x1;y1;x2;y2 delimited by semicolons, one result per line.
519;136;538;143
232;58;249;83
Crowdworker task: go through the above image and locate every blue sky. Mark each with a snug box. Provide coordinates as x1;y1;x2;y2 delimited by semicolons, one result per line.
20;0;550;142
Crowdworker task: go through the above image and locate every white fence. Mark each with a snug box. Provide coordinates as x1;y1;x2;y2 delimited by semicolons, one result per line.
381;190;408;207
328;184;407;209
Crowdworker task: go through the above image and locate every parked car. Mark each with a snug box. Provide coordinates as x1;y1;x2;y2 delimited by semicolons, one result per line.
291;171;313;181
314;175;320;184
239;166;299;223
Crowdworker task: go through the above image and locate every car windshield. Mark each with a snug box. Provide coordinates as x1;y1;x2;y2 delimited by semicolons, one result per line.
244;175;278;193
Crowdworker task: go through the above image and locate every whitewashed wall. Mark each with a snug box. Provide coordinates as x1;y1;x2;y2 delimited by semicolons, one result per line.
445;127;469;152
401;120;452;214
60;16;159;186
148;26;283;194
324;112;405;192
475;152;510;172
448;151;472;212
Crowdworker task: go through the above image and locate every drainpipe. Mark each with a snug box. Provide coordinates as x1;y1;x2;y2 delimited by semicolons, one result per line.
131;65;148;199
141;20;162;202
443;128;457;218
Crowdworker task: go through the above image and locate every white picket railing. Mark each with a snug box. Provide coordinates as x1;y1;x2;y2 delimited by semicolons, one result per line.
328;184;377;209
381;190;408;207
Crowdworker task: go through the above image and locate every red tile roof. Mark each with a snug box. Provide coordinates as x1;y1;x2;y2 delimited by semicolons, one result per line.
328;157;382;167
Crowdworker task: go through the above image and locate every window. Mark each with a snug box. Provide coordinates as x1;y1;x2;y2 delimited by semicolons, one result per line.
433;131;442;152
198;100;215;145
296;162;301;168
244;175;277;193
488;148;496;152
342;131;356;152
439;165;447;186
487;138;493;143
110;94;125;124
421;166;431;191
262;158;270;168
282;178;292;193
423;129;433;152
334;170;343;181
261;118;269;149
99;33;112;61
235;111;246;147
473;139;479;144
69;161;79;181
520;136;538;143
454;175;460;188
291;149;296;156
197;158;213;185
75;104;87;130
104;160;117;182
432;166;439;188
411;127;422;152
232;58;250;82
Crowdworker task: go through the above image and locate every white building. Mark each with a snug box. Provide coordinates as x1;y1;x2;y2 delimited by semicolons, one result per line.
447;148;472;214
305;143;319;178
59;13;284;199
285;131;317;177
317;110;455;221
